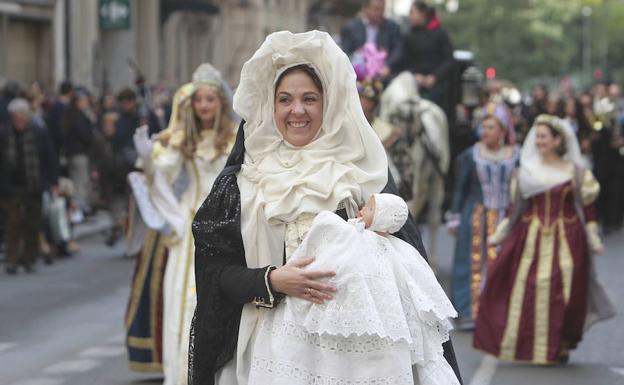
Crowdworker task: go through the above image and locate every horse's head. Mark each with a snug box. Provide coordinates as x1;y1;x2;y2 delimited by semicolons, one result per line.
380;72;426;140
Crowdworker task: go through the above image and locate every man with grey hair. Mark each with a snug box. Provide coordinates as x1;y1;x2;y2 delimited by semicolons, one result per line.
0;98;58;274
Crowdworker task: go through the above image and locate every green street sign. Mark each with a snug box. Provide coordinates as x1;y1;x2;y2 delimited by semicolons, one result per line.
99;0;131;30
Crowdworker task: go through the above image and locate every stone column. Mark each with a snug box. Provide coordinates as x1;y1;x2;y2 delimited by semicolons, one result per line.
52;0;66;88
135;0;160;85
163;11;184;87
68;0;99;90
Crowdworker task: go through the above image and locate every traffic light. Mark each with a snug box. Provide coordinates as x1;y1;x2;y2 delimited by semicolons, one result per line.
485;66;497;79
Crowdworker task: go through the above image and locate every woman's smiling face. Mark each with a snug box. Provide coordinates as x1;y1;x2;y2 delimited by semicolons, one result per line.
535;123;561;157
274;70;324;147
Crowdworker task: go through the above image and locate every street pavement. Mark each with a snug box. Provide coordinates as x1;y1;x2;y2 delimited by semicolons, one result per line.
1;218;623;385
0;225;157;385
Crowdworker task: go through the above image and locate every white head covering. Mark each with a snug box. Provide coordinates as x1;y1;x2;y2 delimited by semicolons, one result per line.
232;30;388;383
369;193;409;233
235;30;388;226
518;114;584;198
7;98;30;114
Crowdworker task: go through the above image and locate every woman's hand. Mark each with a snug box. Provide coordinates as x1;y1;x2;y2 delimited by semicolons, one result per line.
270;257;336;304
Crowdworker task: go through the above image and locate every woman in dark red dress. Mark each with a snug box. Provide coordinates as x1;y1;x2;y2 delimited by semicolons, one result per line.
474;114;615;364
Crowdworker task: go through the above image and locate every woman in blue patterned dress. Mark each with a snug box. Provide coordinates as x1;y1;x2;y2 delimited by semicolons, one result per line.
447;109;519;329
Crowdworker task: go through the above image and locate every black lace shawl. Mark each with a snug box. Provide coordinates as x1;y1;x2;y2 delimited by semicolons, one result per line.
189;122;463;385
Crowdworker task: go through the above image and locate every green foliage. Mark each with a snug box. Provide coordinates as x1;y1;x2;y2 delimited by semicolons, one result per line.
441;0;624;86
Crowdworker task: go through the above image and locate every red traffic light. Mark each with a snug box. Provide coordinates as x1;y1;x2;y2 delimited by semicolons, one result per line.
485;67;497;79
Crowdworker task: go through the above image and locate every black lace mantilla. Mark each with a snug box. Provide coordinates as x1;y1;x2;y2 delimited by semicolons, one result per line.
189;173;244;385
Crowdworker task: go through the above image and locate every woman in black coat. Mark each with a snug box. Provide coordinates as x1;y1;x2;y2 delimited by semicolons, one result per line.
396;1;454;113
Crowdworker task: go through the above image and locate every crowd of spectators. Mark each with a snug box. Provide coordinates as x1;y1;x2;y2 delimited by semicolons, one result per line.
2;0;623;275
0;79;168;274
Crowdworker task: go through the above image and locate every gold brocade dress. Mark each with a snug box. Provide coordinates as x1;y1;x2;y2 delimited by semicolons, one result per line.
474;169;601;364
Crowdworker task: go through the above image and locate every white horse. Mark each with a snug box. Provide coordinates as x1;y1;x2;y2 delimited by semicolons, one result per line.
380;71;449;270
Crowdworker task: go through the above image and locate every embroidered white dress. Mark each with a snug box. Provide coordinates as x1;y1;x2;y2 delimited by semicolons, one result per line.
153;132;229;385
248;211;458;385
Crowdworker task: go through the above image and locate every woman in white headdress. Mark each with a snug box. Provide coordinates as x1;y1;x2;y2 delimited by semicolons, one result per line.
189;30;462;385
474;114;615;364
125;63;236;384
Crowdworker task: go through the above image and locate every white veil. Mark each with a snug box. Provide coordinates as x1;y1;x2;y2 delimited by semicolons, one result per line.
518;115;585;198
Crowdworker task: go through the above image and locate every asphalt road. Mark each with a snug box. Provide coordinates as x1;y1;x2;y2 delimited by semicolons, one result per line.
0;232;157;385
1;225;623;385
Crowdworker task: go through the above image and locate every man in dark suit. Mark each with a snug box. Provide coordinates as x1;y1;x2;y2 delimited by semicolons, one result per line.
0;98;58;274
340;0;402;76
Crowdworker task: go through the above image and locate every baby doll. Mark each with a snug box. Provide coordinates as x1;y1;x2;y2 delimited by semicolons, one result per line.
249;193;459;385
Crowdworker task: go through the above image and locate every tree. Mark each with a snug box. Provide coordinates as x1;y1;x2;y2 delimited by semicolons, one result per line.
441;0;624;86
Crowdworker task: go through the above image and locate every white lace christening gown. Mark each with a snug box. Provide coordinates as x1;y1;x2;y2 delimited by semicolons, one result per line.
248;211;459;385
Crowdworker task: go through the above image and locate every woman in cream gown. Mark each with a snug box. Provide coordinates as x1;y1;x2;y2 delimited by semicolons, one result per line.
134;63;236;385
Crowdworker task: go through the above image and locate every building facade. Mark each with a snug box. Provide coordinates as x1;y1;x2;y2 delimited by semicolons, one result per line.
1;0;352;93
0;0;60;87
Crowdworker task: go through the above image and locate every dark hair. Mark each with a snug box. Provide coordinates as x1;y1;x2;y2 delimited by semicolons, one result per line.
566;97;591;136
412;1;436;21
59;80;73;95
539;121;567;157
117;87;137;102
274;64;323;97
534;83;548;93
2;81;22;99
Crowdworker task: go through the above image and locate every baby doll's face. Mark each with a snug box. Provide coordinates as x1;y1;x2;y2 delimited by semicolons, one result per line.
358;196;376;228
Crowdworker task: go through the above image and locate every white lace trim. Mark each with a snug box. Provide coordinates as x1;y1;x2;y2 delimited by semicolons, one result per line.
284;219;457;366
285;272;414;343
251;318;460;385
259;318;400;355
251;357;414;385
